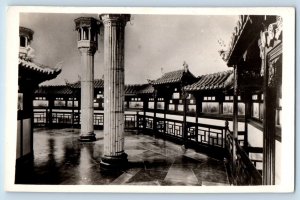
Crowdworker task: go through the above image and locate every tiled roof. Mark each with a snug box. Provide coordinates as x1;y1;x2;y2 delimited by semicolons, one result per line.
138;84;154;94
35;85;73;95
69;79;153;95
125;84;143;95
19;57;61;77
65;79;154;95
184;70;233;92
69;79;104;89
152;69;195;85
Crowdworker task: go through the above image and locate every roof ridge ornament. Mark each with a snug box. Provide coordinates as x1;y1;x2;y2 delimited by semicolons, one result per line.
183;61;188;72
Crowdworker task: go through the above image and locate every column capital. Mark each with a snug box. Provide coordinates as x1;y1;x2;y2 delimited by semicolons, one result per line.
74;17;100;52
78;44;97;55
99;14;131;26
74;17;100;30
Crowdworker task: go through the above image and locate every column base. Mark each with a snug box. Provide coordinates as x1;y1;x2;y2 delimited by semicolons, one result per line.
78;132;96;142
100;152;128;170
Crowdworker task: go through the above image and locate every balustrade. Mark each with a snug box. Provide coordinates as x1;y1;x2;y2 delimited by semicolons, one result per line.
225;129;262;185
33;110;262;185
34;110;137;129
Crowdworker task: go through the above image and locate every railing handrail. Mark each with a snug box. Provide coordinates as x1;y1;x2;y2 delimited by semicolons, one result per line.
235;138;262;181
138;114;226;130
225;129;262;185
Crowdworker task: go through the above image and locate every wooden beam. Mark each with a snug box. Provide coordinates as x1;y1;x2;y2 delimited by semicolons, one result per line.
262;49;276;185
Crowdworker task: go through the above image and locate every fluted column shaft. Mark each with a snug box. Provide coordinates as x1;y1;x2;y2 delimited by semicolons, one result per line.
79;48;95;140
100;14;130;163
74;17;99;142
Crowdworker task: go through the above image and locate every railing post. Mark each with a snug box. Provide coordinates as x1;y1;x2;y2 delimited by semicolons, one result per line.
71;93;75;128
48;96;54;128
244;92;251;149
163;98;167;138
224;120;229;148
195;97;199;142
153;95;157;134
143;96;148;132
182;90;188;147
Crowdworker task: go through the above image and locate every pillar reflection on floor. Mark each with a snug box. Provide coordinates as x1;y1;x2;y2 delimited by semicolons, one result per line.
15;128;230;186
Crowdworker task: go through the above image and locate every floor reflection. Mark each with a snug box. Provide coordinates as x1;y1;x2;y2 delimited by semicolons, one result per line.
15;128;230;186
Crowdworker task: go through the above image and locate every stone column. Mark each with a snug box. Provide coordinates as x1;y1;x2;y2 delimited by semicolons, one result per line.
74;17;99;142
99;14;130;169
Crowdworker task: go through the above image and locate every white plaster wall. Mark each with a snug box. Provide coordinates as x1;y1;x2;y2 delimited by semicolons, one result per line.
16;120;21;159
247;124;263;147
22;118;31;156
52;109;72;112
156;113;164;118
166;114;183;121
198;117;245;131
247;124;263;170
124;111;137;115
146;112;154;117
186;116;196;123
275;140;281;185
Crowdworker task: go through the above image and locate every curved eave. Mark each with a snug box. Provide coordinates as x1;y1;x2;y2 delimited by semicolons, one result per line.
152;79;181;86
184;71;233;93
227;16;265;66
19;63;61;83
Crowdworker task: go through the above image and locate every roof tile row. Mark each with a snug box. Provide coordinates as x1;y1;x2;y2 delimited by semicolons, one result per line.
152;69;187;85
184;70;233;91
37;69;233;95
19;58;61;76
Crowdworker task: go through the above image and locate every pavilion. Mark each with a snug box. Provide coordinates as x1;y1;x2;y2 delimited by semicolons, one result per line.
15;14;283;186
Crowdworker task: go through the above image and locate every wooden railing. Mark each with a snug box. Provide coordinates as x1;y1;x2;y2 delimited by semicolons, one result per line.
94;113;104;128
34;110;263;185
225;129;262;185
33;111;47;125
137;114;226;150
124;114;137;129
33;111;137;129
186;121;226;148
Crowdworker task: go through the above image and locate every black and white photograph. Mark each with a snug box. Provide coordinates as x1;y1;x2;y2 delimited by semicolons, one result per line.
5;7;295;193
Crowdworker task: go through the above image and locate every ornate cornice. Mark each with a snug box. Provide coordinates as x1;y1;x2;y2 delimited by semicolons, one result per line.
99;14;130;26
258;16;283;77
74;17;101;31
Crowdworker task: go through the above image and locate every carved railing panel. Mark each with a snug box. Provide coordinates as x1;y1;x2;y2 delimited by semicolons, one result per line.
225;131;262;185
94;113;104;126
124;114;137;129
33;111;47;125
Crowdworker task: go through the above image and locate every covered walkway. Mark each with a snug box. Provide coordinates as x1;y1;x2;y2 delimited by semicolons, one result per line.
15;128;229;186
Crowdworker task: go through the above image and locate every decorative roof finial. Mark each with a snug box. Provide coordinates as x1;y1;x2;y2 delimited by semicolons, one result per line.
183;61;188;72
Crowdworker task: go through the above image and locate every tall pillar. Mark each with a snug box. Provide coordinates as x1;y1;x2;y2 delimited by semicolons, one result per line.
74;17;100;142
262;44;276;185
182;90;188;146
99;14;130;169
259;25;281;184
232;65;239;178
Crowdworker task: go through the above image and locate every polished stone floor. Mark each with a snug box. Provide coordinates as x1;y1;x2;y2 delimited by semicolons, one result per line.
15;128;230;186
